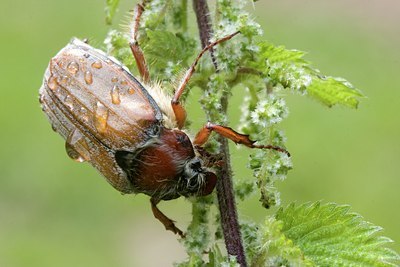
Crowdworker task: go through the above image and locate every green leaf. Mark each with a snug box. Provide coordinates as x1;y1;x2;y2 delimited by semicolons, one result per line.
140;30;196;81
308;76;363;108
105;0;120;25
258;41;363;108
276;202;400;267
252;217;315;266
104;30;135;71
144;29;196;64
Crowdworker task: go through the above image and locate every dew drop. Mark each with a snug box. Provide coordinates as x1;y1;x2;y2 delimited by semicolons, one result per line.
65;129;88;162
64;95;74;110
57;60;65;68
91;61;103;69
67;61;79;75
111;85;121;105
84;71;93;85
80;107;89;123
48;75;58;90
65;142;86;162
94;101;109;133
127;87;135;95
59;75;69;86
39;94;45;104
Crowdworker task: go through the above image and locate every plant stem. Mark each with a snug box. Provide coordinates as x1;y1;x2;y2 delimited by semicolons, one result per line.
192;0;217;69
193;0;247;266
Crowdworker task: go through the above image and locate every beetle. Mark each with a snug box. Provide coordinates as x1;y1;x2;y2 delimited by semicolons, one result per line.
39;3;288;237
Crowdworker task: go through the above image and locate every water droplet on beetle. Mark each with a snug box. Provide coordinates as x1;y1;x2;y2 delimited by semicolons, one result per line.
80;107;89;123
111;85;121;105
65;142;85;162
94;101;109;133
67;61;79;75
64;95;74;110
111;77;118;83
127;87;135;95
59;75;69;86
39;95;45;104
65;129;90;162
57;60;65;68
120;80;128;85
91;61;103;69
84;71;93;85
48;75;58;90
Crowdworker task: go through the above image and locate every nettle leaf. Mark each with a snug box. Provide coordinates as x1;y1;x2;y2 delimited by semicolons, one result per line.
104;30;136;71
258;41;363;108
251;218;315;266
105;0;120;25
276;202;400;267
308;76;363;108
144;29;196;64
142;30;196;80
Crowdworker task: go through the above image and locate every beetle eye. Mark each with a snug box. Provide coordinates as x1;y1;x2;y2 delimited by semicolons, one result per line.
199;172;217;196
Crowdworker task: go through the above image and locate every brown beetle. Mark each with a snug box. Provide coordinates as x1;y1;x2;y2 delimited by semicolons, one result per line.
39;4;288;237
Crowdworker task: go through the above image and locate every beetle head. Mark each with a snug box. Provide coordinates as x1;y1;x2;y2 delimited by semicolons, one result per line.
155;128;217;197
179;157;217;197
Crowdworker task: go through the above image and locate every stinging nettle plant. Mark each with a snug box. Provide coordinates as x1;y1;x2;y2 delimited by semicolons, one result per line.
104;0;399;266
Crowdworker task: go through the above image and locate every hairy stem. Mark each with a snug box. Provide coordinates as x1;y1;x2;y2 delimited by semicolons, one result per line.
192;0;218;69
193;0;247;266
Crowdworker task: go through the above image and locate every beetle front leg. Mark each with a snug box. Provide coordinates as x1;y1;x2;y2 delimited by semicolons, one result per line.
129;1;150;83
150;197;185;238
171;101;187;129
194;122;290;156
171;31;240;129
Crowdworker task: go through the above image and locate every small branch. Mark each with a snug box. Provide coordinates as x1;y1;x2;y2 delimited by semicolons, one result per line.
192;0;247;266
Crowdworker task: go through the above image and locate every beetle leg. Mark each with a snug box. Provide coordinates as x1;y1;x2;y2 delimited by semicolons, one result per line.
150;197;185;238
129;1;150;83
171;102;187;129
194;122;290;156
171;31;240;129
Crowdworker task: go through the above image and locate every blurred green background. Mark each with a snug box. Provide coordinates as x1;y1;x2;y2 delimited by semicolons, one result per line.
1;0;399;266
